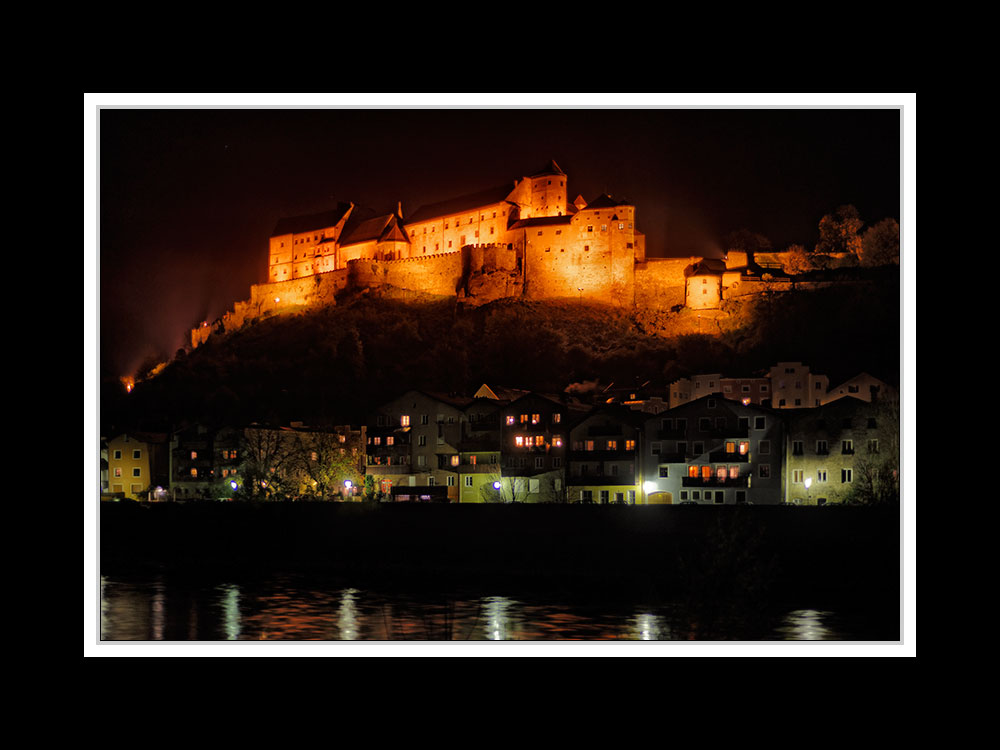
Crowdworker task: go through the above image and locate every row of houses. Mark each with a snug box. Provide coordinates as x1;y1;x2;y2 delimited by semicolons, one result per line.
102;363;896;506
363;376;896;506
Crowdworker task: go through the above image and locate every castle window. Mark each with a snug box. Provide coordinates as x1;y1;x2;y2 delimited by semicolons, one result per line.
448;241;452;248
537;231;543;236
601;225;607;231
555;230;561;235
584;245;590;251
587;226;593;232
618;223;624;230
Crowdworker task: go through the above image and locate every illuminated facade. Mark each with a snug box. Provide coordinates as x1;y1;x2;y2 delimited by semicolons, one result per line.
263;161;645;302
784;396;885;505
107;433;169;500
641;397;785;505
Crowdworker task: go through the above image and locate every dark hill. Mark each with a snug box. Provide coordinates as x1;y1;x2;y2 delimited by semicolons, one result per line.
104;268;900;434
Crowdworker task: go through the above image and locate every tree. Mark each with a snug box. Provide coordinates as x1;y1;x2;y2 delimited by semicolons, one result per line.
816;205;864;257
861;218;900;267
783;244;815;275
237;426;295;500
847;392;900;506
724;229;772;257
289;429;363;500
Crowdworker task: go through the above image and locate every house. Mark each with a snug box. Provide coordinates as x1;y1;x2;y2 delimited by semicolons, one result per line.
106;432;169;500
495;392;571;503
641;397;785;505
566;405;645;504
784;396;887;505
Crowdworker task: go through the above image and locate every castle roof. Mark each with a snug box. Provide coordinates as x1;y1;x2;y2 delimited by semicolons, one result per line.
340;211;408;247
271;203;353;237
405;184;516;224
529;159;566;177
582;193;632;209
685;258;727;277
510;215;572;229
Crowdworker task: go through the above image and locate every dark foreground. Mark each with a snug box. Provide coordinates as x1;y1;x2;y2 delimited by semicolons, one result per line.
100;502;899;620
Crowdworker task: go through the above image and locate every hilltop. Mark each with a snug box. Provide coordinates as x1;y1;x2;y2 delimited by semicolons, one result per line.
103;266;900;435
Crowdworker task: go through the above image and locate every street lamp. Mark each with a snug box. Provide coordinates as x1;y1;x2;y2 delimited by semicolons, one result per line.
804;477;812;505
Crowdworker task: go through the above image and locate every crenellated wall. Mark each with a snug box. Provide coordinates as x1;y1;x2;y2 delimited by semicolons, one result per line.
348;250;465;298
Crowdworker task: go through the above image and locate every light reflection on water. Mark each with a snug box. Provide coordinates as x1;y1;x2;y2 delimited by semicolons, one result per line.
98;574;890;642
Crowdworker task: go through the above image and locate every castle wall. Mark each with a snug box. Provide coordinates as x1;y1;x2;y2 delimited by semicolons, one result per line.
348;251;465;297
634;258;689;310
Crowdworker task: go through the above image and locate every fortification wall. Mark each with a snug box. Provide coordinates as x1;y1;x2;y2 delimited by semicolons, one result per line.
634;258;689;310
348;250;465;297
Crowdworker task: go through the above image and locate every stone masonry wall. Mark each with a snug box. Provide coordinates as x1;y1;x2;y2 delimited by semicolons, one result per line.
634;258;689;310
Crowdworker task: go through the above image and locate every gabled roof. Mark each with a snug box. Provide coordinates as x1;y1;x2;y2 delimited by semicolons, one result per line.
580;193;631;210
405;184;516;224
271;203;353;237
340;212;409;247
474;384;531;402
685;258;727;277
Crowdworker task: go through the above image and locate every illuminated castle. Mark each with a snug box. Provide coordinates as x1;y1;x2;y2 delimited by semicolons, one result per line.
266;160;646;299
192;161;762;347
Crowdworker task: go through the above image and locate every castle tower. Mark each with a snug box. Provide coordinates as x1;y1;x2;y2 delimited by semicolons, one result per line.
507;160;568;220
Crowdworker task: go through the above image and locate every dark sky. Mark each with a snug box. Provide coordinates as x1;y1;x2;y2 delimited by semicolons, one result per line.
96;105;901;378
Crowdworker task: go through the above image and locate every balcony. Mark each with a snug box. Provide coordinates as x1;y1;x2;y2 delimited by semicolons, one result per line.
708;449;750;463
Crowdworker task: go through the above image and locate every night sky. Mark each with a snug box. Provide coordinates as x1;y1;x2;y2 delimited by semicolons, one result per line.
94;100;902;379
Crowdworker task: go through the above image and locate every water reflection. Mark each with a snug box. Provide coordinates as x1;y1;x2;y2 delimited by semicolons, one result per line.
98;575;892;642
777;609;836;640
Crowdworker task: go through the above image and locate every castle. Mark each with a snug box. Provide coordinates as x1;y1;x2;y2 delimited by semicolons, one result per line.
192;160;826;348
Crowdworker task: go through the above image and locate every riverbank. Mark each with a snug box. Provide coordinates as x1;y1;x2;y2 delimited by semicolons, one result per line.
99;502;899;613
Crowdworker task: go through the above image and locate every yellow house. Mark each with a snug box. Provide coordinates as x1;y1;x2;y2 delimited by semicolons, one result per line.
106;433;168;500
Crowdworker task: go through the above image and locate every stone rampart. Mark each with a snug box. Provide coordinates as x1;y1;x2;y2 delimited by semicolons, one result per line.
348;250;465;297
634;258;689;310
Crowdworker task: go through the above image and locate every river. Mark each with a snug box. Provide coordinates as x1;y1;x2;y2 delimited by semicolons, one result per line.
97;571;899;646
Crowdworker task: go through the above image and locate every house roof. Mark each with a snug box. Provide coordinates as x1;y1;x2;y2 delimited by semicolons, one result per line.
405;184;516;224
271;203;353;237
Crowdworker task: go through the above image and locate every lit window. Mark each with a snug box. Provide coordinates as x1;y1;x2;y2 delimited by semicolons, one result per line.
739;441;749;455
373;437;381;446
190;468;198;478
607;440;617;450
552;413;561;423
506;415;515;425
688;466;699;478
585;440;595;451
531;413;540;424
401;415;410;426
387;437;394;446
701;466;712;480
553;437;563;448
451;455;460;467
726;442;735;453
729;466;739;479
515;436;524;447
625;440;635;451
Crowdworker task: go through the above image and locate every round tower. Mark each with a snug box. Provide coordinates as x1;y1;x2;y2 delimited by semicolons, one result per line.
525;159;568;218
